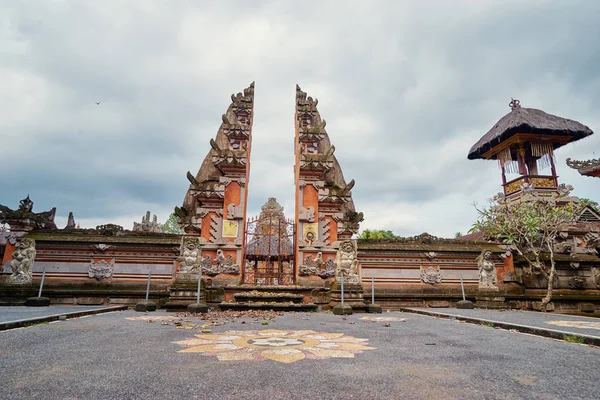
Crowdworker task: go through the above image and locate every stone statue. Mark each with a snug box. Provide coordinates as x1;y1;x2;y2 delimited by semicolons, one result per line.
19;196;34;213
335;240;360;285
179;237;202;273
7;238;36;284
477;250;498;290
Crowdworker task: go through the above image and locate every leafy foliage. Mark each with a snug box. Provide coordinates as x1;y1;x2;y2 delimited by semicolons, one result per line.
358;229;397;240
579;198;600;213
162;212;184;234
471;196;583;309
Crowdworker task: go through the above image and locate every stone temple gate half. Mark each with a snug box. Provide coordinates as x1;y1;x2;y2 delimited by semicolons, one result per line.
177;83;361;285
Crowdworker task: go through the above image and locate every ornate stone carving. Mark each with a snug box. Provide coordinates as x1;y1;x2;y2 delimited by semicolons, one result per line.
7;238;36;284
209;215;223;243
92;244;113;252
96;224;124;236
133;211;163;233
420;267;442;284
335;240;360;284
178;237;203;274
570;261;580;269
227;203;244;220
424;252;437;259
593;268;600;289
88;260;114;279
568;276;586;289
0;195;57;230
477;250;498;290
298;206;315;222
583;232;600;254
413;233;437;244
201;249;240;276
65;212;76;230
299;252;324;276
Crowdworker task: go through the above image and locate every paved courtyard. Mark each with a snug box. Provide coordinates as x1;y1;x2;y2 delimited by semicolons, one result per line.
1;309;599;400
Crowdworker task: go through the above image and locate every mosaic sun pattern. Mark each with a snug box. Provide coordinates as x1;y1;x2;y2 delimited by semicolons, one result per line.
173;329;375;363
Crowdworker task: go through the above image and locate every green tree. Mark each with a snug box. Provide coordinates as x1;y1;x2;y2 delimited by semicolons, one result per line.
454;232;463;238
358;229;396;239
471;196;583;311
580;198;600;213
161;212;184;234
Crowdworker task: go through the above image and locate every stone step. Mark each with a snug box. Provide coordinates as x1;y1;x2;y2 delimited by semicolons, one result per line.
219;302;318;312
233;294;304;304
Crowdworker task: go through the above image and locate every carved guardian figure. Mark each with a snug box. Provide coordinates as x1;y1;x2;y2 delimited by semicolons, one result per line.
477;250;498;290
7;238;36;284
179;237;202;274
336;240;360;285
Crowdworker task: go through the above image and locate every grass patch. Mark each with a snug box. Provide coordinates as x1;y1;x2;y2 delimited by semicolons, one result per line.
563;335;585;344
26;321;49;327
482;322;494;328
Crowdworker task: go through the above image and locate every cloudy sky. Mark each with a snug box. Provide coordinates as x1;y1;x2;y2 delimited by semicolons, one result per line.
1;0;599;237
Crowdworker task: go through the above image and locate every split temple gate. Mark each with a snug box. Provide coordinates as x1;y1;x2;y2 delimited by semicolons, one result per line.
1;84;600;314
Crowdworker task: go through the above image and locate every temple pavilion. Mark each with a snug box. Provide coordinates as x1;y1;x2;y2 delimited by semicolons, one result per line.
468;99;593;200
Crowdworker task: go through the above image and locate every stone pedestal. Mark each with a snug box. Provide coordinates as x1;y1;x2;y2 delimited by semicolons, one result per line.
165;274;206;309
25;296;51;307
135;301;157;312
0;283;38;305
366;304;383;313
456;300;475;309
332;304;353;315
475;293;508;309
328;283;366;312
187;302;209;313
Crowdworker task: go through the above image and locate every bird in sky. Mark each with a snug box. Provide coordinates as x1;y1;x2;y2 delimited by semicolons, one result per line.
95;101;101;105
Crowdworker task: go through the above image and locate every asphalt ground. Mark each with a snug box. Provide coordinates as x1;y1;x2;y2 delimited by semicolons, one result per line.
403;307;600;337
1;310;599;400
0;306;112;324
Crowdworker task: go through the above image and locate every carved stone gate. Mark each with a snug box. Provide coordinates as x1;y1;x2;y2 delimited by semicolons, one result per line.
243;198;295;285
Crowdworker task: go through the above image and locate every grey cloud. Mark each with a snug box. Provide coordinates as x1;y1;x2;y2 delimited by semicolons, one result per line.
1;0;599;237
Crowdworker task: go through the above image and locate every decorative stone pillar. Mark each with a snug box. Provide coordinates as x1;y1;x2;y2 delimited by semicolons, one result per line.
167;236;207;308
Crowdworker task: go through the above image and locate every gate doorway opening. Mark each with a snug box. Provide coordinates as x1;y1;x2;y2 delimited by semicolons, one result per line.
243;198;295;285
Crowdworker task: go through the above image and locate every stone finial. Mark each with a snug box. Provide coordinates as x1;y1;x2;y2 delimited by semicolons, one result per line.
65;212;76;230
132;211;163;233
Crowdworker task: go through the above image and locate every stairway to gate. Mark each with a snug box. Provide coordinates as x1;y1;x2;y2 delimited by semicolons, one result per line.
216;286;320;312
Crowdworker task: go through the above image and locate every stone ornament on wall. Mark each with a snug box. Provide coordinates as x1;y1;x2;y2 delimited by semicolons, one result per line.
420;267;442;284
568;276;586;290
299;252;336;278
7;238;36;284
178;237;203;274
335;240;360;285
477;250;498;290
227;203;244;220
200;249;240;276
88;260;114;280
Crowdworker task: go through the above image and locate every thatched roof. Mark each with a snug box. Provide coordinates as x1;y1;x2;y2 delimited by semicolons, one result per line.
468;103;593;160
